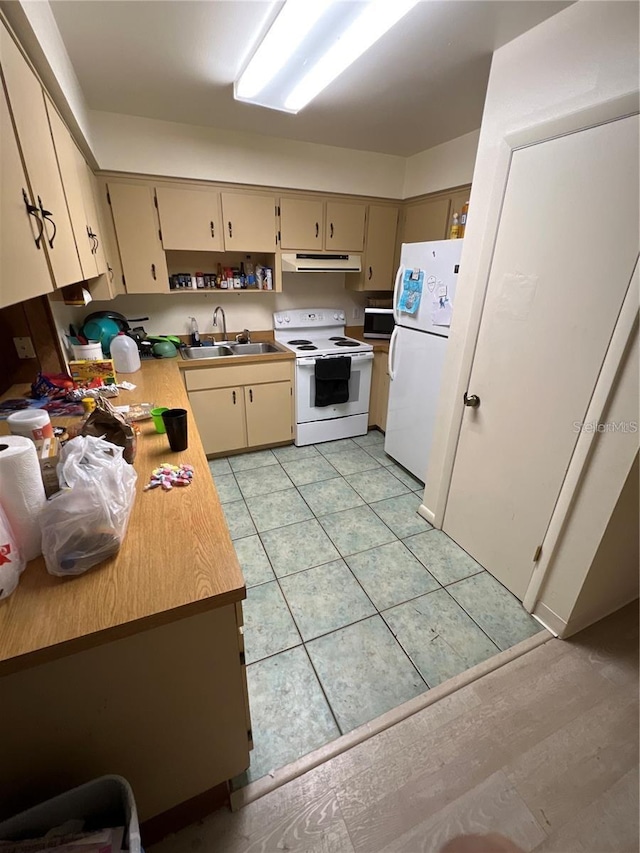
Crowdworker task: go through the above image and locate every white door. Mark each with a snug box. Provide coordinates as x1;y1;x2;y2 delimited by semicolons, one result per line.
385;327;448;482
444;115;640;600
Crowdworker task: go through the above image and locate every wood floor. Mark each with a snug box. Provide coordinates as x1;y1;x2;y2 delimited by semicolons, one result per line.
152;603;639;853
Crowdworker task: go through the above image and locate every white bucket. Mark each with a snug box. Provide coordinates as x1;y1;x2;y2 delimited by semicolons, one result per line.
72;341;103;361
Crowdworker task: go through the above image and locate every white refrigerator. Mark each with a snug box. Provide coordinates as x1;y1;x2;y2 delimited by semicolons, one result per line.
384;239;463;482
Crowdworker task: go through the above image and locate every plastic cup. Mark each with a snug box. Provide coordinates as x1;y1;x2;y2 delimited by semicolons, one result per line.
162;408;188;451
151;406;169;434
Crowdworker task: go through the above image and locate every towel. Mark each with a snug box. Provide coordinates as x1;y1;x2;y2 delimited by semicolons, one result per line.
314;357;351;407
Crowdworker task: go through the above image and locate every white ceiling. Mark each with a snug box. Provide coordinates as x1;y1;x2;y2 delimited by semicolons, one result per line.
50;0;571;157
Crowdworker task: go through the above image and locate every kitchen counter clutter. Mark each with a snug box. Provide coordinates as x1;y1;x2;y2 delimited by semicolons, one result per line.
0;359;252;827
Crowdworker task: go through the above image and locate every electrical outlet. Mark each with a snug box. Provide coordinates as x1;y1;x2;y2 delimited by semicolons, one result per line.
352;307;362;321
13;336;36;359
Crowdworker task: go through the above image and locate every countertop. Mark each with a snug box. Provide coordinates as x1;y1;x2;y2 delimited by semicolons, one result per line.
0;359;245;674
345;326;389;354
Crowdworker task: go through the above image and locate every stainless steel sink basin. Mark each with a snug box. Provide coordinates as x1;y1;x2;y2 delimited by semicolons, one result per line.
181;345;234;359
180;342;282;360
229;342;281;355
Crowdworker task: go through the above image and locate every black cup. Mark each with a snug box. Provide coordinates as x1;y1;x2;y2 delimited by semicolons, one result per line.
161;408;188;452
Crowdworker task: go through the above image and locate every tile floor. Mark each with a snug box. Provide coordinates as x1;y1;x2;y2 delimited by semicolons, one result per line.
209;430;544;786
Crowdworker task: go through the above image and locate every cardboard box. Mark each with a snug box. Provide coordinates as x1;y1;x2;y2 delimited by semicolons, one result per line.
69;359;117;386
34;437;61;497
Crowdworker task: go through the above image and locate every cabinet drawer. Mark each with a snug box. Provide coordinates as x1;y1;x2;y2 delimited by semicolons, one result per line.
184;361;292;392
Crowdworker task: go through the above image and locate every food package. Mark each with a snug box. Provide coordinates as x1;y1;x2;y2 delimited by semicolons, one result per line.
80;395;137;463
34;436;61;497
68;359;117;387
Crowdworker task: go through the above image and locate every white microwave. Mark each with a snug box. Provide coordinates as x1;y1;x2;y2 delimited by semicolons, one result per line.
363;307;394;339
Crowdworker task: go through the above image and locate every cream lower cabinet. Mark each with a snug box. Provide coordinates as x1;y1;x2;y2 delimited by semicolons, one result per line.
185;361;294;455
369;351;390;431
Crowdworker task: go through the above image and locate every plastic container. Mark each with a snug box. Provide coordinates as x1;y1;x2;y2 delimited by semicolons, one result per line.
0;775;141;852
109;333;141;374
72;341;104;361
7;409;53;440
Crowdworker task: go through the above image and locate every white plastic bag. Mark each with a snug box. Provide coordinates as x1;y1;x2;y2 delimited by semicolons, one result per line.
0;502;26;598
40;435;137;576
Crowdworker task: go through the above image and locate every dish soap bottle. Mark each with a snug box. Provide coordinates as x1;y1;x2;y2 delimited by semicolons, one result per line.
189;317;200;346
110;332;141;374
449;212;460;239
459;201;469;237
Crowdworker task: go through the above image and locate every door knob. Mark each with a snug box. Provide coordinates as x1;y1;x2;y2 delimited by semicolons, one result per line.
463;392;480;408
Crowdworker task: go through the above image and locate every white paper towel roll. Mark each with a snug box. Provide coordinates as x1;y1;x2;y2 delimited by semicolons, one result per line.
0;436;46;562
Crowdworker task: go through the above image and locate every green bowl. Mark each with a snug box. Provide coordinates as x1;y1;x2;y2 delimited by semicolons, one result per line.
152;340;178;358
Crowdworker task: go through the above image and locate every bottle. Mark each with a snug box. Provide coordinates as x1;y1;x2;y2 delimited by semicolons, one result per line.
233;268;242;289
240;261;247;289
459;201;469;237
189;317;200;346
110;332;141;374
449;212;460;239
245;259;255;288
216;263;223;288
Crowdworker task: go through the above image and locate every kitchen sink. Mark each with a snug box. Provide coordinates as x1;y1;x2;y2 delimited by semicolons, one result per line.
181;345;234;359
180;342;283;360
229;342;281;355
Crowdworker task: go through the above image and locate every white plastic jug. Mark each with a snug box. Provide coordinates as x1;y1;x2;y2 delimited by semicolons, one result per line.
109;333;141;373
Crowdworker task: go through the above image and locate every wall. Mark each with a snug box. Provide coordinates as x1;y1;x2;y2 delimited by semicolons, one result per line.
424;0;640;522
566;455;639;635
89;111;407;199
403;130;480;198
48;274;367;354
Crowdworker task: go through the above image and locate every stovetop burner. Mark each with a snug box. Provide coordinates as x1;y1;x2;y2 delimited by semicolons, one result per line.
288;339;312;345
329;336;348;341
334;340;358;347
297;344;318;351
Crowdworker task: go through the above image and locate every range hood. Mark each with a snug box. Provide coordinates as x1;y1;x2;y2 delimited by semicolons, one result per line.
281;253;362;273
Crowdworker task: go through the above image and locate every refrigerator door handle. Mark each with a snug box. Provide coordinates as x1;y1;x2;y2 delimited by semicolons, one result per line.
388;326;399;380
392;264;404;323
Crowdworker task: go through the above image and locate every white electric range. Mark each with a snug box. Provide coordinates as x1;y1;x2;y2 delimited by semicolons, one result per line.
274;309;374;446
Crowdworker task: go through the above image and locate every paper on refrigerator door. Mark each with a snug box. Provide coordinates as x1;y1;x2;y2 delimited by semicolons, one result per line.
398;269;424;314
431;295;452;326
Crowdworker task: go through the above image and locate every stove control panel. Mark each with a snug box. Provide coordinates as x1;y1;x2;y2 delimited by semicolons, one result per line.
274;309;345;329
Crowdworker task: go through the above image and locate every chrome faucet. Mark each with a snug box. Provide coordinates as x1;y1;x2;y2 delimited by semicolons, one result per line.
212;306;227;342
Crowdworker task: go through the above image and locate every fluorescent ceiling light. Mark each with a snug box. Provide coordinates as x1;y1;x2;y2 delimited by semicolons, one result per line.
235;0;333;100
284;0;420;113
234;0;419;114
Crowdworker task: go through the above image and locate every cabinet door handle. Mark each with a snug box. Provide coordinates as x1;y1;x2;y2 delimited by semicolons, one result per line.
210;221;215;238
38;196;57;248
249;388;253;403
368;266;373;280
228;221;233;238
330;222;334;239
151;263;157;280
107;264;114;282
23;188;44;248
232;390;236;405
315;222;319;239
93;233;99;253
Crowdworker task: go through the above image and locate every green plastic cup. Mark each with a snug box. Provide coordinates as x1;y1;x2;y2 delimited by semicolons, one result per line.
151;407;169;434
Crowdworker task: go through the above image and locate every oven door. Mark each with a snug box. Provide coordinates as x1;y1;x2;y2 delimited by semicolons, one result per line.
296;352;374;423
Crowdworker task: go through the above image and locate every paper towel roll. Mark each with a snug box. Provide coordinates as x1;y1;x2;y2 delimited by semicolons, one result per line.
0;436;46;562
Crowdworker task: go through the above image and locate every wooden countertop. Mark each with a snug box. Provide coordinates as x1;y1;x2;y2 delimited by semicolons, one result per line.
345;326;389;354
0;359;245;674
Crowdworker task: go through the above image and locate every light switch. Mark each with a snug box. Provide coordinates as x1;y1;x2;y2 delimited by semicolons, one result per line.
14;337;36;359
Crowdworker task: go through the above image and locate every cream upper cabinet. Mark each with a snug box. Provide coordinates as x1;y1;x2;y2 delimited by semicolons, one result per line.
88;176;125;301
325;201;366;252
79;164;108;277
245;382;292;447
45;98;98;280
279;197;324;250
347;205;399;291
107;182;169;294
0;25;82;288
402;197;450;243
0;80;53;308
221;192;277;252
156;186;223;251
